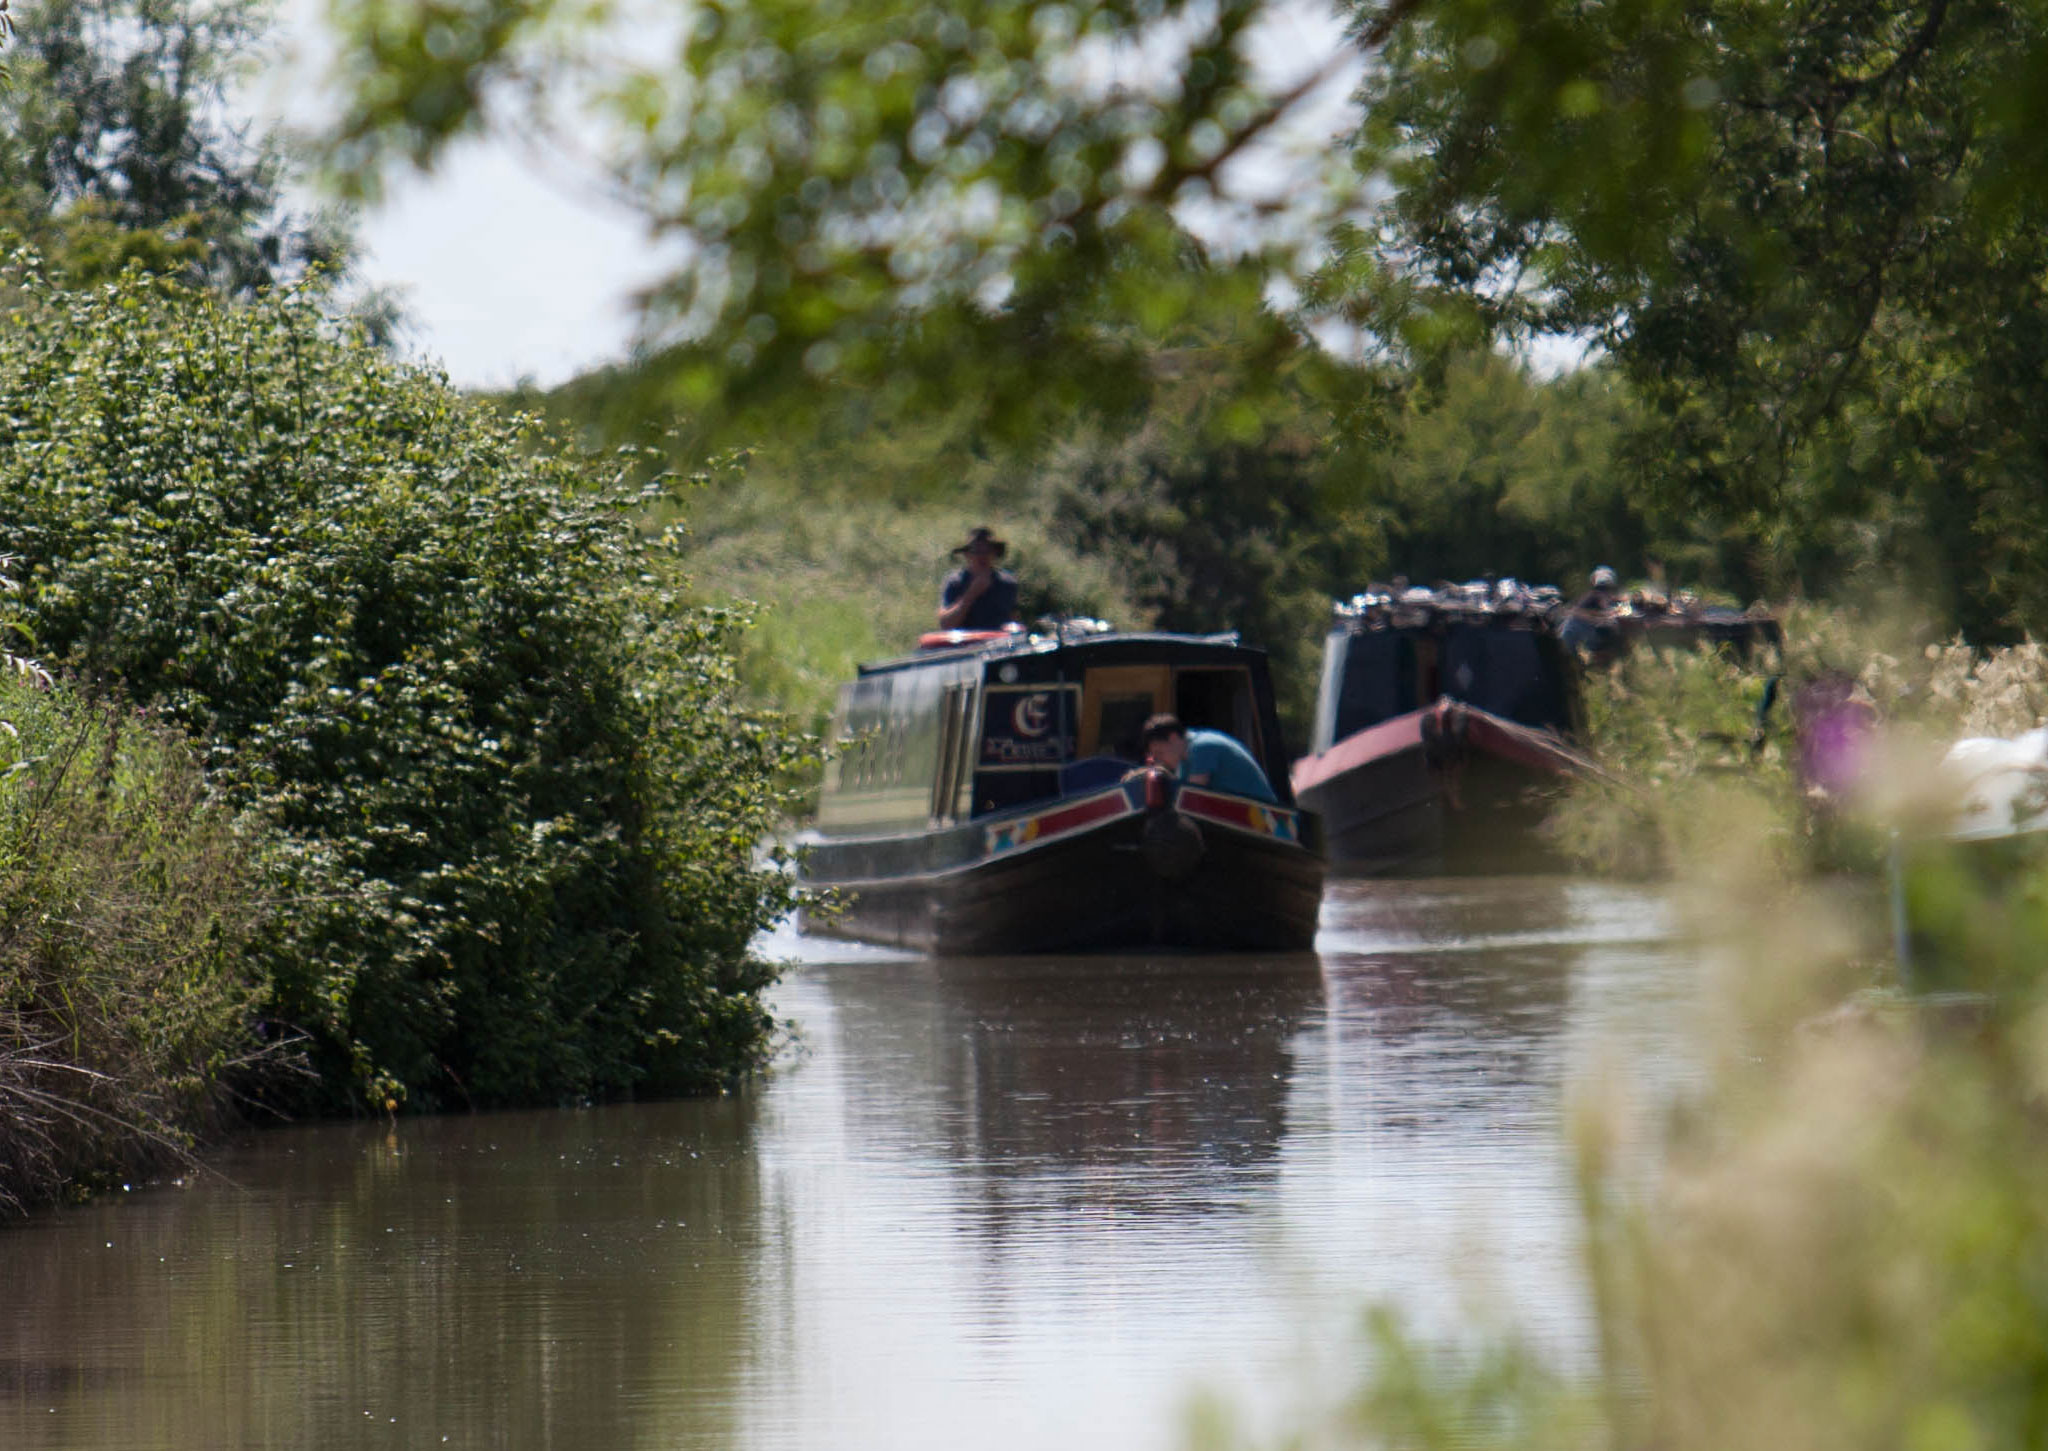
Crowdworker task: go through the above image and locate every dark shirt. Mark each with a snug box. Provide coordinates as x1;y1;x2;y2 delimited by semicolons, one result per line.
1571;585;1617;617
939;567;1019;631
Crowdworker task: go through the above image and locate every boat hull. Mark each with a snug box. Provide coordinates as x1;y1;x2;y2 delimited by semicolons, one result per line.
798;781;1324;955
1293;700;1578;876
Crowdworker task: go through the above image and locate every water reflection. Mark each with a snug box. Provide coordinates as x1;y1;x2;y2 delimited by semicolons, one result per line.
812;954;1324;1212
0;877;1692;1451
0;1102;770;1450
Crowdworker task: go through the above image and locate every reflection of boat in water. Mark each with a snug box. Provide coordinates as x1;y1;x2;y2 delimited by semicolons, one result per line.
797;625;1324;954
1292;583;1584;876
1293;581;1779;876
810;952;1326;1207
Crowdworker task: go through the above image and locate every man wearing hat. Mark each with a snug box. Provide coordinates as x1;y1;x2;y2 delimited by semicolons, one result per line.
938;526;1020;631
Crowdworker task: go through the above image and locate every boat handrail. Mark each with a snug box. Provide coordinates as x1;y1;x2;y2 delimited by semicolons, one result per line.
916;627;1020;652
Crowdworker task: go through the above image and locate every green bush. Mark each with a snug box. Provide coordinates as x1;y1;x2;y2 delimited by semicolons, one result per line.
0;669;274;1214
0;258;807;1112
1548;607;2048;880
1544;641;1800;878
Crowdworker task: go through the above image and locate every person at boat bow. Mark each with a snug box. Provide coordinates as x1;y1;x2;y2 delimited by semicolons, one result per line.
937;526;1020;631
1558;564;1621;659
1140;713;1279;803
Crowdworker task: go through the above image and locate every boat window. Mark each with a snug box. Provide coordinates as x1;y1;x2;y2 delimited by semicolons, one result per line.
1079;666;1171;759
1172;666;1260;758
928;681;979;825
1439;627;1573;730
1095;693;1155;761
1333;632;1422;738
950;683;978;819
928;683;961;823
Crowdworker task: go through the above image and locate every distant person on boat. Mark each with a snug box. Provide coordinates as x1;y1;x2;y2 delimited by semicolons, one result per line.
1558;564;1621;659
1140;713;1279;803
937;526;1020;631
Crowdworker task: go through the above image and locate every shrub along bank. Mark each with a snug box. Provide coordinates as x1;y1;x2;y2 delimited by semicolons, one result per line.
1542;606;2040;880
0;260;805;1201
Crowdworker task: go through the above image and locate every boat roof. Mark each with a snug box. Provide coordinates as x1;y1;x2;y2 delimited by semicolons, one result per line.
855;625;1254;678
1331;579;1769;632
1332;579;1565;630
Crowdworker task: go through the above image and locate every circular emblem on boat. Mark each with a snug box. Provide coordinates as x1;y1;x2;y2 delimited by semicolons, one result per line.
998;663;1020;683
1012;693;1052;737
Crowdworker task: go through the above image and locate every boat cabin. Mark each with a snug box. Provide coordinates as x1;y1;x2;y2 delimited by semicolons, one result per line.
1308;582;1576;756
816;628;1294;839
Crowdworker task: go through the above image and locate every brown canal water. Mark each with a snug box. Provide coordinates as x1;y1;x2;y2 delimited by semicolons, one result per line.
0;877;1695;1451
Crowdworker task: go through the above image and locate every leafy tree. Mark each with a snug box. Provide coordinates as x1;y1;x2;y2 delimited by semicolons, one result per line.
0;0;347;293
324;0;1368;447
0;258;806;1112
1357;350;1755;594
1339;0;2048;637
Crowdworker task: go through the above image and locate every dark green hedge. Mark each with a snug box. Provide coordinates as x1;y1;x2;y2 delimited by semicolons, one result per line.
0;258;807;1111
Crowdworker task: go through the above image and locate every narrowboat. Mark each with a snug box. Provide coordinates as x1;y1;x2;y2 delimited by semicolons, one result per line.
1291;582;1584;876
1293;580;1782;875
796;623;1325;954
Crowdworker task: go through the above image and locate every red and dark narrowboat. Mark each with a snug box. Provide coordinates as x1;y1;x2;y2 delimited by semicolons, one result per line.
1292;580;1779;875
796;624;1325;954
1290;582;1587;875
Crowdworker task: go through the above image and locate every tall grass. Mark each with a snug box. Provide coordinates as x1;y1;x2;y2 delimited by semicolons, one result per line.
0;676;279;1215
1262;858;2048;1451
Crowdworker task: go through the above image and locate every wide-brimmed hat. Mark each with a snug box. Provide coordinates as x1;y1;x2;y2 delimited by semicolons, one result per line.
951;526;1007;557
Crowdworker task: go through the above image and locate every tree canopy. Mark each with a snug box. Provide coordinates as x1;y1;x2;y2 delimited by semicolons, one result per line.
1343;0;2048;633
325;0;1366;446
1;0;349;293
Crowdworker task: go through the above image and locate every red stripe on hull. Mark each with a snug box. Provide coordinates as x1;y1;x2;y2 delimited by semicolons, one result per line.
1290;709;1429;794
1291;700;1579;794
1454;709;1581;775
1031;791;1132;839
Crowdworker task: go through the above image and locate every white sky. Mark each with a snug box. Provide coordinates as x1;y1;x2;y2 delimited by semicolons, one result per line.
251;1;1364;392
347;145;674;390
252;0;666;389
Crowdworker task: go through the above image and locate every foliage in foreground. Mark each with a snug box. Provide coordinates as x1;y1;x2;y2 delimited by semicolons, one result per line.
326;0;1352;449
0;260;808;1114
1215;634;2048;1451
0;672;276;1216
1257;940;2048;1451
1549;607;2048;878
